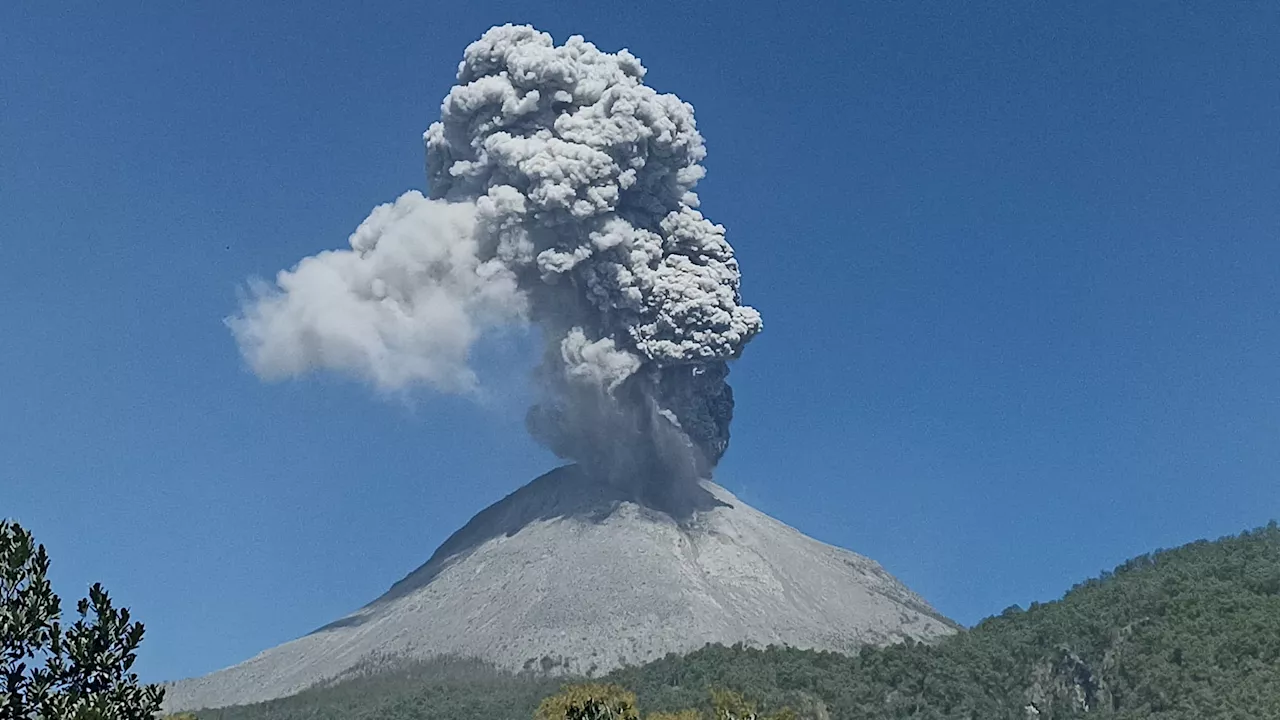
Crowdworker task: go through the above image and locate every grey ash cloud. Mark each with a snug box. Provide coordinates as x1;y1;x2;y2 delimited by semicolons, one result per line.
229;24;762;497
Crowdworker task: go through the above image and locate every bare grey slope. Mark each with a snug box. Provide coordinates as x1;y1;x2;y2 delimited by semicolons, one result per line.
165;467;956;710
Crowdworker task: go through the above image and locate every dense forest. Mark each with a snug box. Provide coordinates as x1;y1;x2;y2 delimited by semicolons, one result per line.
184;522;1280;720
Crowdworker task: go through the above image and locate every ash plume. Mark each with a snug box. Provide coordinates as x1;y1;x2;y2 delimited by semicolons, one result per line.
229;25;762;501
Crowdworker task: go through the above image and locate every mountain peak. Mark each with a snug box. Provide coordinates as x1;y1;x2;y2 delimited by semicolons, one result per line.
165;467;954;711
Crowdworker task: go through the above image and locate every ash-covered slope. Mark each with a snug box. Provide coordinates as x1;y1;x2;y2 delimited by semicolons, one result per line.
165;466;955;711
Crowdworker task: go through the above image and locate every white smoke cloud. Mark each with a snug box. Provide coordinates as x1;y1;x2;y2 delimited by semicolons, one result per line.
229;25;761;496
228;192;526;392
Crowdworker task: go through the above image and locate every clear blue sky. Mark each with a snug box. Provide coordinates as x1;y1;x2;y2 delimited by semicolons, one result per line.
3;0;1278;683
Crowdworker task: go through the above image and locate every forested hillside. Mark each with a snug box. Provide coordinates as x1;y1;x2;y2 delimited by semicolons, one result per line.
190;523;1280;720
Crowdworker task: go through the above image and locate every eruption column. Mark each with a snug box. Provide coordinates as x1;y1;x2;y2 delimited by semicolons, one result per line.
229;25;762;503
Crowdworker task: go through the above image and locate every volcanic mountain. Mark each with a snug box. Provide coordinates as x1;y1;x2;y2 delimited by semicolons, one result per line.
164;467;956;710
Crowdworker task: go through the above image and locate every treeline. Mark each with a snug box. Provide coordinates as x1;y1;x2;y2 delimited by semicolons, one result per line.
186;522;1280;719
618;523;1280;718
7;518;1280;718
187;656;563;720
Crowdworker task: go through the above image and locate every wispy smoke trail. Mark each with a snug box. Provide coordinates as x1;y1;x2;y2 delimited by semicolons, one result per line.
229;25;762;501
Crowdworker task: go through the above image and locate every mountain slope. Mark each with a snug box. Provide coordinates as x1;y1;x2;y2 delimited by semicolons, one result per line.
166;465;955;711
615;522;1280;718
190;523;1280;720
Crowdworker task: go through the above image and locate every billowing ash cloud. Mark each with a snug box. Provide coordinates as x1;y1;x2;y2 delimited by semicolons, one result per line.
229;24;762;500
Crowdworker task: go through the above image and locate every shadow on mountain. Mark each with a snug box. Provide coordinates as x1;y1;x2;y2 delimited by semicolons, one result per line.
310;464;729;634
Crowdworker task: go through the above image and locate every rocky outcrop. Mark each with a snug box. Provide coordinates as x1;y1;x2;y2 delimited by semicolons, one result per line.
1022;622;1142;718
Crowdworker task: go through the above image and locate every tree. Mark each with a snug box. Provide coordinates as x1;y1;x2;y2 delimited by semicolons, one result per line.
1;520;164;720
708;689;794;720
536;684;640;720
536;685;794;720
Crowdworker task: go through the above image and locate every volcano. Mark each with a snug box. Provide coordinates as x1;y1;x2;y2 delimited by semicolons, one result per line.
164;467;956;710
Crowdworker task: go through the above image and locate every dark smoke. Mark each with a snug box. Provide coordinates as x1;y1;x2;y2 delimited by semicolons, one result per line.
229;25;762;501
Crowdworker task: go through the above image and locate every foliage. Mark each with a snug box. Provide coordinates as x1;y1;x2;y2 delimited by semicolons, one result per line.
190;656;565;720
1;520;164;720
611;522;1280;719
708;688;795;720
646;711;702;720
531;685;794;720
189;522;1280;720
536;684;639;720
